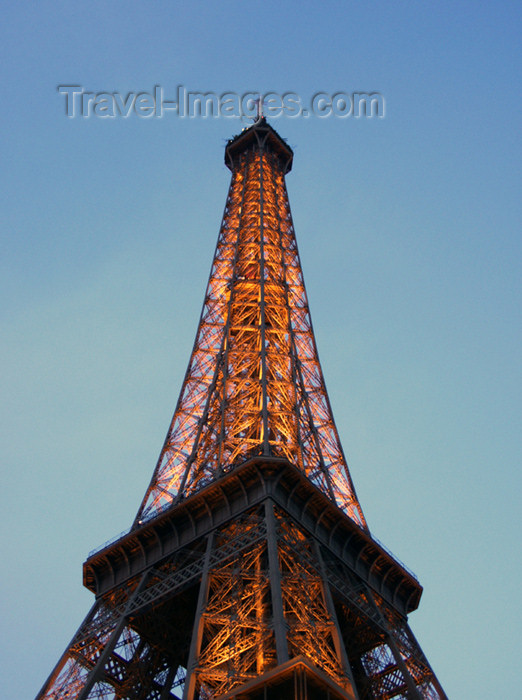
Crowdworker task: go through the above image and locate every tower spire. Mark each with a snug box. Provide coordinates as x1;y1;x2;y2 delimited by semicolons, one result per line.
134;118;365;529
256;94;263;120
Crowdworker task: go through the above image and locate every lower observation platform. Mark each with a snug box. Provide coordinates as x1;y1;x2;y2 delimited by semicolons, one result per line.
84;457;422;618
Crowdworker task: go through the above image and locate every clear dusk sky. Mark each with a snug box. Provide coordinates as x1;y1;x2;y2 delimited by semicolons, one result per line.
1;2;521;698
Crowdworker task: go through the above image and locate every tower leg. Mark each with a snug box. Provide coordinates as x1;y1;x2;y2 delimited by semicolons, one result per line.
183;532;214;700
314;541;360;699
36;600;100;699
364;588;446;700
76;572;149;700
265;499;289;665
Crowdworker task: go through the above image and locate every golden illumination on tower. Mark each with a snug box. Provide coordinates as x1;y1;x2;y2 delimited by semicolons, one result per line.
135;122;366;530
188;507;353;699
38;118;446;700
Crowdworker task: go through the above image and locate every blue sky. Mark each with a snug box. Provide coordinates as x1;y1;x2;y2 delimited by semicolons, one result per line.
1;2;521;698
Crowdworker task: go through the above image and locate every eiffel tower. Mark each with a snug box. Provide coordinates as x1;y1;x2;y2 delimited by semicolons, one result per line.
38;118;446;700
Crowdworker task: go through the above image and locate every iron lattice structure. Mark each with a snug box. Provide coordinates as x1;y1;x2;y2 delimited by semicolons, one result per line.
134;124;365;529
38;119;446;700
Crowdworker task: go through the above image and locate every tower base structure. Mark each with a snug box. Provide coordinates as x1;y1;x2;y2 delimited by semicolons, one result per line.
39;459;445;699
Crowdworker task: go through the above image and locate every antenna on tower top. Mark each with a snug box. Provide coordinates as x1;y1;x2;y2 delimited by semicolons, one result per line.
255;94;264;122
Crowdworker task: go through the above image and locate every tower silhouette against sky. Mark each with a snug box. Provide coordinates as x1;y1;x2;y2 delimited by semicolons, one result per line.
38;118;446;699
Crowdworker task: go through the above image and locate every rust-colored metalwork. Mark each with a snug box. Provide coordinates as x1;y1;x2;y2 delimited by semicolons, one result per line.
134;121;365;529
37;119;446;700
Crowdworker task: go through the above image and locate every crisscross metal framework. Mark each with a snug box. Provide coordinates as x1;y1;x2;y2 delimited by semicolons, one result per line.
134;123;365;528
38;498;445;700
